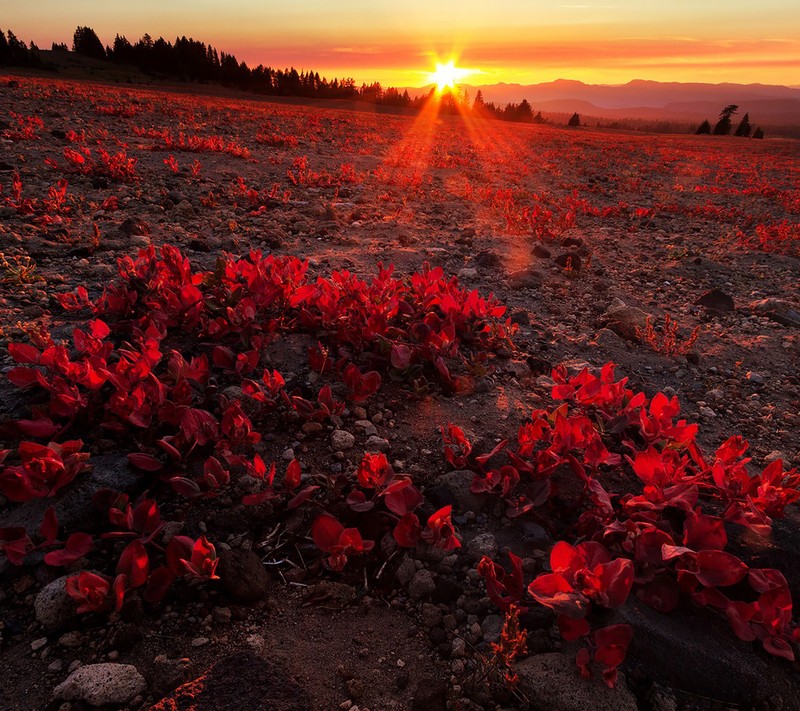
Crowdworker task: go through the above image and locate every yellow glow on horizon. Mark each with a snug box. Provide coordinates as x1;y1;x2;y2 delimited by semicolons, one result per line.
427;60;473;92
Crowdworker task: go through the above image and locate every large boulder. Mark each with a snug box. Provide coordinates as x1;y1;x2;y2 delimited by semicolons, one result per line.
150;652;311;711
53;663;146;706
216;549;270;604
515;652;637;711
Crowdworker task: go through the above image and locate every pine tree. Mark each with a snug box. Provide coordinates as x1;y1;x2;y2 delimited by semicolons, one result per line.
72;26;106;60
734;112;752;137
695;119;712;135
713;104;738;135
568;112;581;127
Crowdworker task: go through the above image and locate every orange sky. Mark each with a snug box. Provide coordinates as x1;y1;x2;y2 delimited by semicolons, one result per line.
6;1;800;86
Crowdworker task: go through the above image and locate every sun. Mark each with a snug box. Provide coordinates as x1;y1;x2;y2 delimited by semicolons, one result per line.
428;60;471;93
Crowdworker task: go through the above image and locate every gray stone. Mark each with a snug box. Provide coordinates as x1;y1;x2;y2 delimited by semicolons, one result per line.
429;471;486;514
601;300;650;341
365;435;390;452
217;549;270;604
35;576;78;631
331;430;355;451
395;557;417;587
465;533;499;562
481;614;504;644
515;653;637;711
408;570;436;600
53;663;146;706
420;603;443;629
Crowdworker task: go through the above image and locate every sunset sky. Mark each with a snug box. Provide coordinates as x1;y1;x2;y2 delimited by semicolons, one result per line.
6;0;800;87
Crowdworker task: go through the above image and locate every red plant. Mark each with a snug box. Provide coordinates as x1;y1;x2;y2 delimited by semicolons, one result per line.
311;513;375;571
528;541;634;618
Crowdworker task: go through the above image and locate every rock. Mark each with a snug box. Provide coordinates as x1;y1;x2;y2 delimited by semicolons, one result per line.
408;570;436;600
475;250;502;269
420;602;443;629
331;430;355;451
0;454;139;537
451;638;466;657
429;471;486;514
515;653;637;711
601;301;650;341
191;637;210;647
31;637;48;651
58;631;83;647
648;685;678;711
750;298;800;327
411;676;448;711
119;218;150;236
35;576;77;631
481;614;504;644
508;268;542;290
53;663;147;706
616;597;800;706
458;268;478;279
532;244;551;259
466;532;499;562
177;200;195;218
354;420;378;437
594;327;626;349
554;253;582;271
510;308;530;326
151;651;311;711
217;549;270;603
395;557;417;587
365;435;390;452
696;288;735;313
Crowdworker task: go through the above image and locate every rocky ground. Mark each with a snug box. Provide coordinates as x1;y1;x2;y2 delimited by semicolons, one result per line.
0;73;799;711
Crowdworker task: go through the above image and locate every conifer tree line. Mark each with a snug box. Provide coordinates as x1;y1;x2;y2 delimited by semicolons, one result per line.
0;28;48;68
695;105;764;138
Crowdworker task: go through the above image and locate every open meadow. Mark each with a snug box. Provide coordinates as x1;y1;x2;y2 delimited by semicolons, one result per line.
1;74;799;710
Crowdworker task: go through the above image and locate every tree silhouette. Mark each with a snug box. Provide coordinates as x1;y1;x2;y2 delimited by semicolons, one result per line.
695;119;712;135
72;26;106;60
568;112;581;127
734;112;752;137
713;104;738;136
753;127;765;139
0;28;46;68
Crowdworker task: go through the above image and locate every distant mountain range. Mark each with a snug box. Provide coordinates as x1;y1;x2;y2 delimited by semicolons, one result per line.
406;79;800;128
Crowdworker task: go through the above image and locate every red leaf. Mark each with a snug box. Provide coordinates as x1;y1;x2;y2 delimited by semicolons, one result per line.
393;513;422;547
528;573;588;617
166;536;194;575
16;419;59;438
312;513;344;552
44;533;92;566
127;453;163;471
346;490;375;512
117;540;149;588
693;550;748;587
287;484;319;509
39;507;59;546
8;343;40;364
169;476;202;498
684;508;727;551
557;614;590;641
143;567;175;604
285;459;301;490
